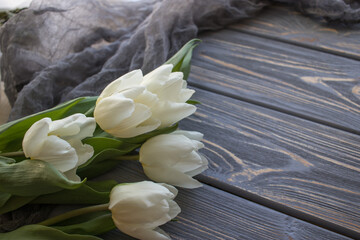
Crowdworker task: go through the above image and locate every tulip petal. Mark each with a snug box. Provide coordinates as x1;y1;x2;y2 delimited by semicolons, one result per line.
110;183;174;226
107;103;159;138
142;64;173;93
23;118;51;158
154;77;182;101
110;118;160;138
99;70;143;99
167;199;181;219
73;117;96;141
158;183;178;197
50;114;96;141
63;168;81;182
67;139;94;166
94;94;135;130
35;135;78;172
49;115;81;137
109;182;178;240
120;70;144;88
152;101;196;127
113;199;171;225
153;227;172;240
185;154;209;177
143;166;202;188
140;135;195;166
171;130;203;141
134;89;159;109
172;150;204;173
179;88;195;102
119;86;146;100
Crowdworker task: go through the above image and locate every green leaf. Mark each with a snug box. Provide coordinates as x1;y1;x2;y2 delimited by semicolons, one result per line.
52;210;109;226
83;137;139;156
0;225;102;240
121;123;178;144
186;99;201;105
165;39;201;80
86;180;118;192
0;195;35;214
79;147;135;171
53;212;115;236
0;160;84;196
80;159;120;179
0;97;96;152
179;41;198;80
78;149;129;179
62;96;97;117
80;137;140;176
32;180;117;205
0;192;12;207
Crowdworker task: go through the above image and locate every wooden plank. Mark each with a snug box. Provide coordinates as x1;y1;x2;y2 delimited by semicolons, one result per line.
229;5;360;60
93;161;350;240
190;30;360;134
179;88;360;238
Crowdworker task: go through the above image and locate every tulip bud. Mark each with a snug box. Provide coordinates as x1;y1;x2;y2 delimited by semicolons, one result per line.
109;181;180;240
139;130;208;188
142;64;196;128
22;114;96;181
94;64;196;138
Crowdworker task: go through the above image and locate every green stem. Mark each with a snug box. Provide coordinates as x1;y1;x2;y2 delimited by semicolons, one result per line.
0;151;25;157
84;106;95;117
38;203;110;226
113;155;139;161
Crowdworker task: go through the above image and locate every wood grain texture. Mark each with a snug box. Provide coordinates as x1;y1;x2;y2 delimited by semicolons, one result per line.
190;30;360;134
179;88;360;237
93;161;349;240
229;5;360;60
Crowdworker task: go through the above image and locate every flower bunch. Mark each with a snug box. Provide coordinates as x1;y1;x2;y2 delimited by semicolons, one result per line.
0;39;208;239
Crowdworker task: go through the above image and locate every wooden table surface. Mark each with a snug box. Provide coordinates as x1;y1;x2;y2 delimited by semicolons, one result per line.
1;4;359;240
101;4;360;240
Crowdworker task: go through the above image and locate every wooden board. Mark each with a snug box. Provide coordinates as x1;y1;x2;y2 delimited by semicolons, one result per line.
179;88;360;238
94;161;350;240
229;5;360;60
189;30;360;134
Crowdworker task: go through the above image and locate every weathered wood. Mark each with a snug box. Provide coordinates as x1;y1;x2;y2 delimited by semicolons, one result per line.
95;161;350;240
229;5;360;60
190;30;360;134
179;88;360;238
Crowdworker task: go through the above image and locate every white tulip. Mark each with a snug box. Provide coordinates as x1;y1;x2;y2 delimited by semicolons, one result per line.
22;114;96;181
109;181;180;240
94;64;196;138
142;64;196;128
139;130;208;188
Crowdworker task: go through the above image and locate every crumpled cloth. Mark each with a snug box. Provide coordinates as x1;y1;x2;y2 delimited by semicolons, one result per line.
0;0;360;232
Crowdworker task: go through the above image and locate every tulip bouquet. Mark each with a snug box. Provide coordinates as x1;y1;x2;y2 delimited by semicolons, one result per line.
0;39;208;239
